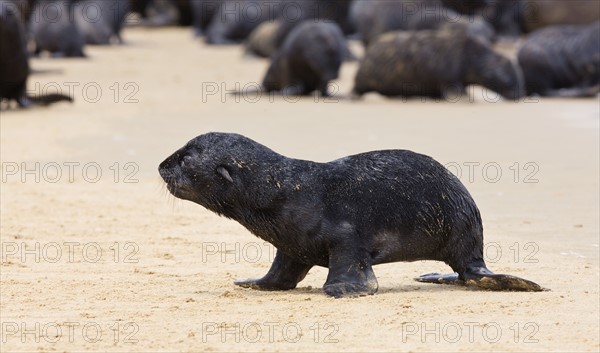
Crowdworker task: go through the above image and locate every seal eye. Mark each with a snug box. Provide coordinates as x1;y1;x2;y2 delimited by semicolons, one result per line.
180;155;193;168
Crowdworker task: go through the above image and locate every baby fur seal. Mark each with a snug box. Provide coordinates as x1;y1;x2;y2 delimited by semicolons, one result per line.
517;21;600;97
159;132;546;298
353;22;523;99
261;21;348;96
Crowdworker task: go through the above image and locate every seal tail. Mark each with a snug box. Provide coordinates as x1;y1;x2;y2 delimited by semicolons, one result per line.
415;261;548;292
28;94;73;106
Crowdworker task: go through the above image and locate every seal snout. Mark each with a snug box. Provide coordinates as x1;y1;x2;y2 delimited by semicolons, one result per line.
158;167;172;184
159;166;186;199
158;166;176;189
158;156;181;188
159;152;196;200
158;160;173;182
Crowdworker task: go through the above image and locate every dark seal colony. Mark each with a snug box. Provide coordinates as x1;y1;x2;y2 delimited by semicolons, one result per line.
159;132;546;298
352;23;524;99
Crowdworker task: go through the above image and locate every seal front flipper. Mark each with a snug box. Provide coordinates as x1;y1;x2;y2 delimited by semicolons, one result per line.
234;250;312;291
323;259;378;298
323;237;378;298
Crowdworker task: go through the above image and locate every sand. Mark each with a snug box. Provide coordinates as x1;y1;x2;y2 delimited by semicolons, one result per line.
1;27;599;352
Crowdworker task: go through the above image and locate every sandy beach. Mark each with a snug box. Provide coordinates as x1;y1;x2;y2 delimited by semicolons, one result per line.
1;27;599;352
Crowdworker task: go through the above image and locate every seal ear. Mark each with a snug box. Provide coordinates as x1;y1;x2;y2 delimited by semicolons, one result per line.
216;166;234;183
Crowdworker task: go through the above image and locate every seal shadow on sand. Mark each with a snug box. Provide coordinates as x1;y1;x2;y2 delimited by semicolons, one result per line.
231;283;510;297
233;284;464;298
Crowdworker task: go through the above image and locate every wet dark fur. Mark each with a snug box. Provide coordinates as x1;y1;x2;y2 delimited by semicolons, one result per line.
0;3;73;107
517;21;600;97
29;0;86;57
353;23;524;99
262;21;346;96
159;132;546;298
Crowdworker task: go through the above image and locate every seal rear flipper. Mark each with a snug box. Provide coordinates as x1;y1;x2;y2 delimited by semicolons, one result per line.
464;273;548;292
28;94;73;106
415;271;548;292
